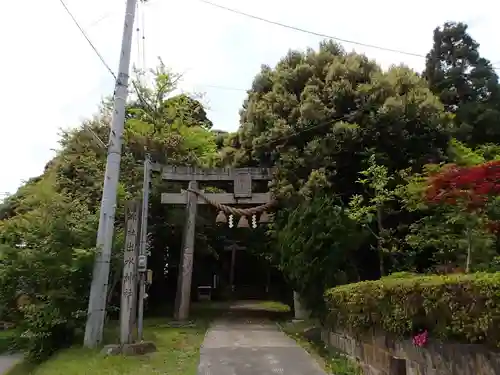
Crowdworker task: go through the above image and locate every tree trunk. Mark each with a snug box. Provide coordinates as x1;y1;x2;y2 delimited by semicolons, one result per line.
107;270;121;304
377;205;385;277
104;269;121;323
465;227;472;273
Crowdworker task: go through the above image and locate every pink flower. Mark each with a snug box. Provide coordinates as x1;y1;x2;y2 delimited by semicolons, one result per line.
412;330;428;347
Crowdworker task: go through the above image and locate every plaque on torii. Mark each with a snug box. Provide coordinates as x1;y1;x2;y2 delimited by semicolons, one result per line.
159;165;274;205
158;165;274;321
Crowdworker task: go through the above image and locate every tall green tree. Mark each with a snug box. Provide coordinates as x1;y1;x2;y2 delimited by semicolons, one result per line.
236;40;452;284
424;22;500;145
272;194;364;312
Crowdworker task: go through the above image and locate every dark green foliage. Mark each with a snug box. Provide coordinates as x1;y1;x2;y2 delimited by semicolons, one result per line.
424;22;500;145
325;273;500;346
0;329;22;354
0;188;96;360
272;195;365;313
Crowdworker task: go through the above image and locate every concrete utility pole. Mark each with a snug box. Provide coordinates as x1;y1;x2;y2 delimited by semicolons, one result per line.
137;154;151;341
84;0;138;348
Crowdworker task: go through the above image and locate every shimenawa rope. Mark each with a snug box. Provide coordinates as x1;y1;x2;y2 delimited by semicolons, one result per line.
185;188;276;216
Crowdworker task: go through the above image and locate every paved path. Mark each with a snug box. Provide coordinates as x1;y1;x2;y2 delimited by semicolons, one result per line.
0;354;22;375
198;319;326;375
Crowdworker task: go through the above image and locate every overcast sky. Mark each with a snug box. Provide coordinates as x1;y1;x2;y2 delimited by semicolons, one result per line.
1;0;499;195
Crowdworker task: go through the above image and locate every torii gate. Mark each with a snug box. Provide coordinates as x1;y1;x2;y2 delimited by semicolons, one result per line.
157;165;275;320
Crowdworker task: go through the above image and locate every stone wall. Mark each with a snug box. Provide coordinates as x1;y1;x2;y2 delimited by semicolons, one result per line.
321;328;500;375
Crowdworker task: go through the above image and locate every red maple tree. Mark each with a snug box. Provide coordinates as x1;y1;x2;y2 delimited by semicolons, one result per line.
426;161;500;203
425;160;500;232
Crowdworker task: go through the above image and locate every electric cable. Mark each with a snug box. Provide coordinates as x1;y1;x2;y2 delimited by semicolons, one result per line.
57;0;500;148
58;0;117;79
195;0;500;71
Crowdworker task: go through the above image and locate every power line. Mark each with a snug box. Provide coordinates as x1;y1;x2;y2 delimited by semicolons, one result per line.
194;84;247;92
267;114;359;147
58;0;161;116
249;100;424;148
56;0;354;154
88;11;115;28
58;0;117;79
59;0;500;118
195;0;500;72
195;0;425;58
58;0;249;101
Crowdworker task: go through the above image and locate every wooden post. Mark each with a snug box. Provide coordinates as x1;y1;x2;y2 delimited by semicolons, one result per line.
174;181;198;321
137;155;151;341
266;266;271;294
223;243;244;298
229;245;237;293
120;201;140;345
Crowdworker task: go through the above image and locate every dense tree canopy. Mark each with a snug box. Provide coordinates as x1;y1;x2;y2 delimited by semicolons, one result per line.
236;41;451;201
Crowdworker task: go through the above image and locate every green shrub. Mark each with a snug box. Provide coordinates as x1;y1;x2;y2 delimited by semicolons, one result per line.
324;272;500;346
18;303;84;361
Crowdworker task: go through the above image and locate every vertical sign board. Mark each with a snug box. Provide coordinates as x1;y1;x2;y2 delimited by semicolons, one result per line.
120;201;140;345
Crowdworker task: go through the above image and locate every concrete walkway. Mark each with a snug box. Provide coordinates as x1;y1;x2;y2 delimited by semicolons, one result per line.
198;319;326;375
0;354;22;375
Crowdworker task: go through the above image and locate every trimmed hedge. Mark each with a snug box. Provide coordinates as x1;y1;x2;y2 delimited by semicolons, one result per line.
324;272;500;347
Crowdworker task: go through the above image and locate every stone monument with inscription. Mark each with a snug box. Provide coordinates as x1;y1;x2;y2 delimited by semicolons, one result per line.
120;200;140;345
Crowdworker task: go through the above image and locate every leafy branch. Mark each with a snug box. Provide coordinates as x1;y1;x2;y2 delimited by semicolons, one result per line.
348;154;402;276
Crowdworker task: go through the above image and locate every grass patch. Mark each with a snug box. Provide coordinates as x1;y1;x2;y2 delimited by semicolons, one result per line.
279;320;361;375
190;300;292;322
6;318;208;375
251;300;291;313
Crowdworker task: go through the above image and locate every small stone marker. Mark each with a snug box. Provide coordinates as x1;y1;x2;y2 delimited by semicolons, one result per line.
101;341;157;356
